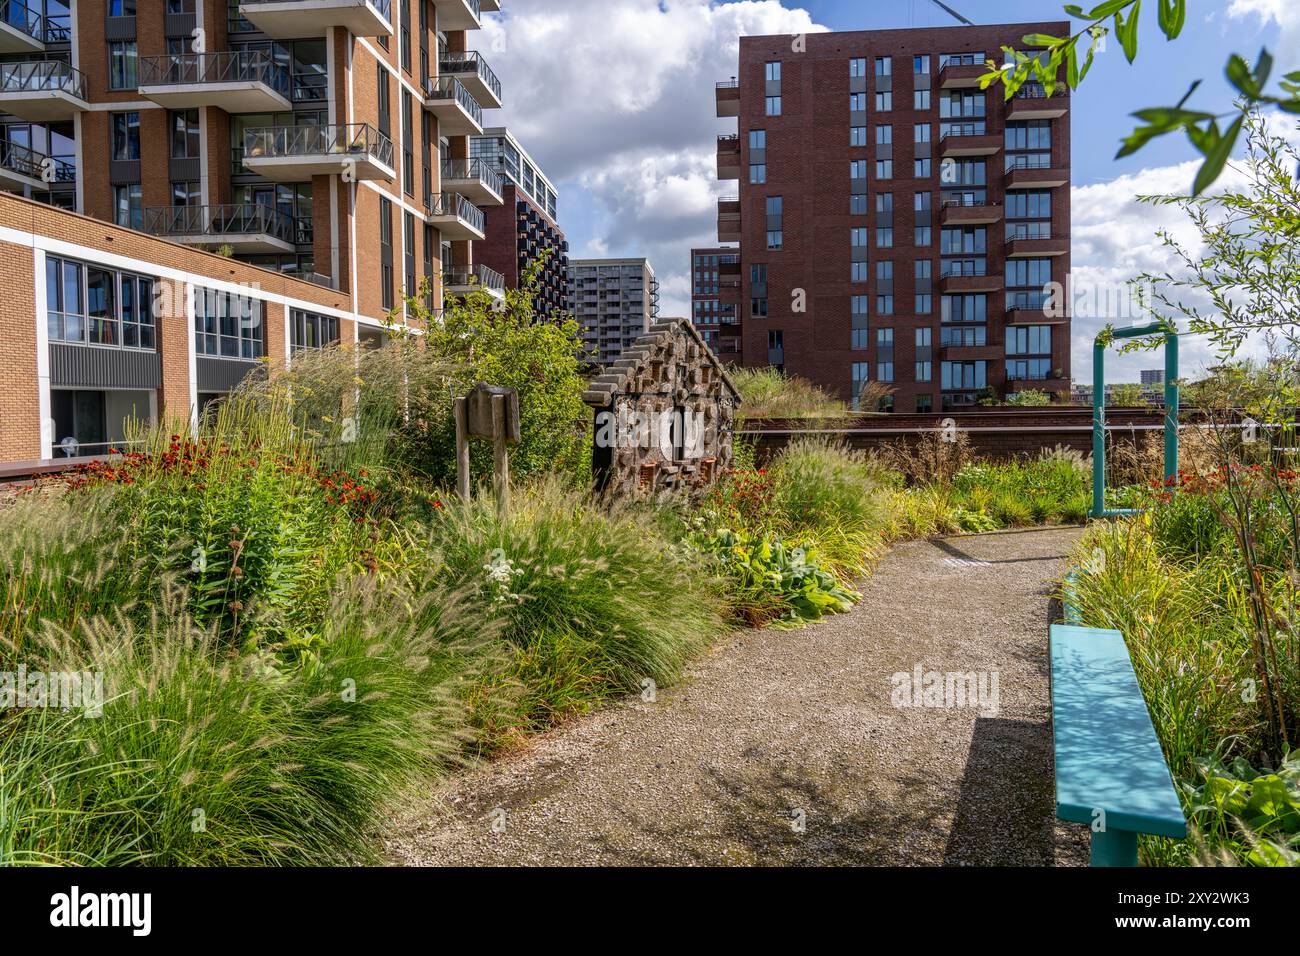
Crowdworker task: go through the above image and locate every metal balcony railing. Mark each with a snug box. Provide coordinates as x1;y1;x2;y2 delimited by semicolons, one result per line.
423;75;482;126
244;123;394;167
1015;82;1069;99
0;0;43;42
0;59;85;98
716;78;738;88
940;263;990;278
144;203;296;244
0;141;69;182
427;192;485;232
1006;222;1053;241
1006;154;1055;171
138;51;291;100
440;157;502;195
437;49;501;103
940;122;990;140
444;263;504;291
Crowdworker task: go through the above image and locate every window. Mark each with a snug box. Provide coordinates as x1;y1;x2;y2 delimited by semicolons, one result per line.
1007;325;1053;355
766;195;782;250
914;124;930;144
916;225;932;246
876;125;892;145
195;287;265;359
942;324;987;347
875;91;892;111
851;362;870;408
850;58;867;78
111;112;140;161
109;0;136;14
914;88;931;110
46;257;156;350
171;180;200;207
749;129;766;149
170;109;200;159
1005;120;1052;151
765;96;781;116
941;360;987;390
749;162;766;184
1006;257;1052;288
379;197;393;311
109;42;137;90
376;63;390;137
876;159;892;179
876;328;894;382
851;227;868;248
850;92;867;112
402;90;414;196
113;184;142;230
851;195;868;215
750;264;767;317
941;226;987;255
914;157;931;177
914;54;930;75
850;159;868;180
1005;190;1052;219
290;309;340;351
765;61;781;82
916;328;932;382
1006;357;1052;380
942;294;987;323
850;126;867;147
851;261;869;282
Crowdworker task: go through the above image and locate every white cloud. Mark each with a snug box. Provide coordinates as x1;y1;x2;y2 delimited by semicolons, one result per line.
1225;0;1300;64
478;0;825;316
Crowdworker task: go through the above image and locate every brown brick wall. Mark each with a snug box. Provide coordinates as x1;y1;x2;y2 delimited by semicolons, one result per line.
156;277;190;424
0;241;39;461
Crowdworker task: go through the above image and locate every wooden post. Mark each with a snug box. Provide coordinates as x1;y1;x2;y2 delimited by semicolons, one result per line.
454;396;470;502
491;392;509;514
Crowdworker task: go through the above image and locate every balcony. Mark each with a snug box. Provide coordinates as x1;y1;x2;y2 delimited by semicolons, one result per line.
441;157;503;205
1005;157;1068;189
1005;225;1068;258
716;78;739;117
939;126;1001;158
0;1;45;53
438;49;501;108
938;62;986;89
939;199;1002;226
939;342;1001;362
243;123;394;181
423;76;482;135
1008;82;1069;120
444;263;505;298
717;133;740;180
1005;298;1067;324
427;192;485;240
0;60;87;120
238;0;393;39
144;204;297;254
0;141;57;191
139;52;291;112
432;0;481;31
717;197;740;243
939;267;1001;294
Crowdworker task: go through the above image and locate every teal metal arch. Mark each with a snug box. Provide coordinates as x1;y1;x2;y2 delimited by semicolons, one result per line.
1091;323;1179;519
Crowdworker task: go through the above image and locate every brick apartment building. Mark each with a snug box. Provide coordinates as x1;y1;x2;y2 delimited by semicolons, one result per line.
569;257;659;366
0;0;504;461
470;126;570;317
715;22;1071;411
689;245;739;361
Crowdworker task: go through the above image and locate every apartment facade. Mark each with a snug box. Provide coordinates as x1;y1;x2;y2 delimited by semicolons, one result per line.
469;126;570;316
569;257;659;366
689;245;739;362
716;23;1071;411
0;0;504;460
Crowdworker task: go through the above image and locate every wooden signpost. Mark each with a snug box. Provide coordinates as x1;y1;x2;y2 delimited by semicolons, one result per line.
453;382;520;512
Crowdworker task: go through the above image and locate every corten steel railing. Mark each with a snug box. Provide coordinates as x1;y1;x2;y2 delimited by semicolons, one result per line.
0;59;86;97
422;75;482;126
138;51;291;100
243;123;394;168
144;203;296;245
426;192;485;233
437;49;501;103
440;157;502;195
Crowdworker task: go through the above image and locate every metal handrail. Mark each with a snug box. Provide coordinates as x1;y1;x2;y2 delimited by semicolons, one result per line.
440;157;502;196
444;263;504;291
1006;223;1053;241
437;49;501;103
940;263;991;278
1006;154;1055;171
422;75;482;126
940;123;990;140
1015;82;1069;99
717;133;740;144
716;79;738;88
0;0;43;41
427;192;485;233
138;51;291;99
144;203;296;244
0;59;85;98
244;123;394;167
0;141;51;180
242;0;392;21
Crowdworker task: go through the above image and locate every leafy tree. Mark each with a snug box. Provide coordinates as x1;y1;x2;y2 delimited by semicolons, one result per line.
1108;383;1148;407
982;1;1300;194
395;256;589;486
1006;388;1052;406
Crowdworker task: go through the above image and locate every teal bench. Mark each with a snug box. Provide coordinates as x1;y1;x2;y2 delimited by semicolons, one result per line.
1049;623;1188;865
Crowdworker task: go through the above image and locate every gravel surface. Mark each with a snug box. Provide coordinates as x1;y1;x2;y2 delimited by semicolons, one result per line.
384;527;1092;866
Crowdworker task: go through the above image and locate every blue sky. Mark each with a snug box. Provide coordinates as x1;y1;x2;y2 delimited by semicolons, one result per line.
475;1;1299;384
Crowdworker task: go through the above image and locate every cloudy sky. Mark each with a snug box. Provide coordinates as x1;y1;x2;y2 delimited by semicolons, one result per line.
472;0;1299;384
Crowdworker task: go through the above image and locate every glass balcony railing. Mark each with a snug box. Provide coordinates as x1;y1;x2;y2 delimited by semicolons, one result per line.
0;0;44;42
440;157;501;195
144;203;296;244
244;123;394;168
138;51;291;100
0;141;72;183
0;59;86;98
444;263;504;292
437;49;501;103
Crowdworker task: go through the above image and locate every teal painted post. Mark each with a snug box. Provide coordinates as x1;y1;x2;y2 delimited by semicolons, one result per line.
1091;828;1139;867
1164;332;1179;487
1091;338;1106;519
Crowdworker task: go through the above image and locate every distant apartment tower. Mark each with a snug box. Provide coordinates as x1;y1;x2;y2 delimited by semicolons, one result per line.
569;257;660;365
470;126;570;316
716;23;1072;411
690;246;740;362
1140;369;1163;385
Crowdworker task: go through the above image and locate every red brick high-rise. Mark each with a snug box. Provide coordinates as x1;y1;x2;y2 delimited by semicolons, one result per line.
716;23;1071;412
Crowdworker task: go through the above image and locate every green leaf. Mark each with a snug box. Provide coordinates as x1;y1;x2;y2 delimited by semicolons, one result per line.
1191;114;1243;196
1227;54;1260;98
1115;0;1141;63
1174;78;1201;109
1066;42;1080;87
1086;0;1134;18
1116;123;1166;158
1064;3;1088;17
1157;0;1185;39
1022;33;1065;47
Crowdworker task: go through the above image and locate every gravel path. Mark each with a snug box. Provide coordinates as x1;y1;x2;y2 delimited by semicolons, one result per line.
385;527;1092;866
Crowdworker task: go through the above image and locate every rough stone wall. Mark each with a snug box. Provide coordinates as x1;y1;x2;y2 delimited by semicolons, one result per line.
583;318;741;500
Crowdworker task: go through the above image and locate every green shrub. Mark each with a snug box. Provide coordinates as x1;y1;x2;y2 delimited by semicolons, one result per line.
1184;746;1300;866
730;367;851;420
